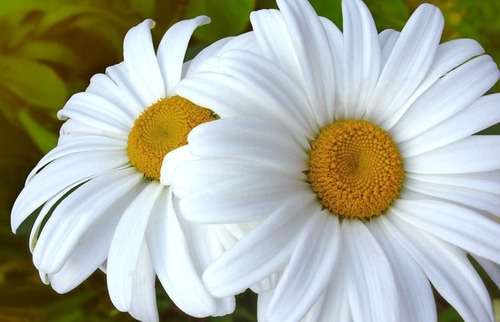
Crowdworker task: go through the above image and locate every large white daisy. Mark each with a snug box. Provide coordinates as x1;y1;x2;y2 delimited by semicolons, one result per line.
167;0;500;321
11;17;256;321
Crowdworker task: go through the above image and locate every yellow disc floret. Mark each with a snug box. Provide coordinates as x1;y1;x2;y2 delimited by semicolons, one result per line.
127;95;215;181
308;119;404;220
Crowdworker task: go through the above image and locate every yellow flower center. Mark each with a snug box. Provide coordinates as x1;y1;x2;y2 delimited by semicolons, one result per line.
307;119;404;220
127;95;215;181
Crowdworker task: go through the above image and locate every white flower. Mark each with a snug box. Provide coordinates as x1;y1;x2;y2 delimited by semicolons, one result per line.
167;0;500;321
11;17;256;321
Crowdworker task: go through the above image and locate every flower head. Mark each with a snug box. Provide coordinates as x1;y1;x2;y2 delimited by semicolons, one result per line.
10;17;254;321
169;0;500;321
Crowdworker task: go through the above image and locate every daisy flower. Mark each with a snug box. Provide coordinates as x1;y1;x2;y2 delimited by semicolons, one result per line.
11;17;256;321
167;0;500;321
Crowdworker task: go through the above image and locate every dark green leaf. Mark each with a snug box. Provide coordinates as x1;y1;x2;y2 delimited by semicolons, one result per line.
0;56;67;110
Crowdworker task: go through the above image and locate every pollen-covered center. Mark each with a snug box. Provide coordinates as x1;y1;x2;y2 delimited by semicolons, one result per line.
308;119;404;220
127;95;214;181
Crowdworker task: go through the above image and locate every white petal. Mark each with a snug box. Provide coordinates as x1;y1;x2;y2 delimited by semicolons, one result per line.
160;145;197;186
257;289;274;321
250;9;301;84
171;158;288;199
33;168;142;274
107;182;163;311
123;19;165;106
406;171;500;195
391;55;500;142
342;0;380;119
58;92;133;135
474;255;500;288
386;214;493;321
318;266;351;321
85;73;142;118
177;51;317;148
342;220;399;322
400;94;500;157
157;16;210;96
404;177;500;215
105;62;145;111
28;179;87;252
382;38;486;129
12;151;128;231
268;212;341;321
202;195;317;297
379;29;399;70
320;17;344;121
127;243;159;322
179;173;308;224
276;0;336;127
146;188;217;317
370;218;436;322
47;176;140;293
26;135;125;183
187;118;307;174
368;4;444;123
214;50;318;140
184;38;232;76
406;135;500;174
391;199;500;264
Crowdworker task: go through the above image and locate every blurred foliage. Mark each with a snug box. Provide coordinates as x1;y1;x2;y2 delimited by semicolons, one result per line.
0;0;499;321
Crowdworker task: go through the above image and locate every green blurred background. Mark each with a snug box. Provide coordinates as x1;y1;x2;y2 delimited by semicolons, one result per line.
1;0;499;321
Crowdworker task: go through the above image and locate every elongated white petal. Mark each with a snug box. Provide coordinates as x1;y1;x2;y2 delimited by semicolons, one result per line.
123;19;165;105
171;158;292;199
146;188;217;317
214;50;318;140
202;195;318;297
251;8;300;79
474;255;500;288
127;243;158;322
318;266;351;321
386;215;493;321
392;199;500;264
59;91;134;132
180;173;308;223
157;16;210;96
85;73;142;118
368;4;443;123
383;37;486;129
28;181;83;252
342;0;380;119
187;118;307;173
404;177;500;215
406;135;500;174
107;182;163;311
391;55;500;142
406;171;500;195
370;218;437;322
12;151;128;231
379;29;399;69
27;136;125;183
33;169;142;274
105;62;145;111
177;51;317;148
277;0;336;126
47;176;141;293
320;17;344;121
268;212;341;321
400;94;500;157
160;145;198;186
342;220;399;322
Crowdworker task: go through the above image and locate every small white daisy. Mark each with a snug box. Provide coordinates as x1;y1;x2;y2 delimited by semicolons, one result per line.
168;0;500;321
11;17;256;321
